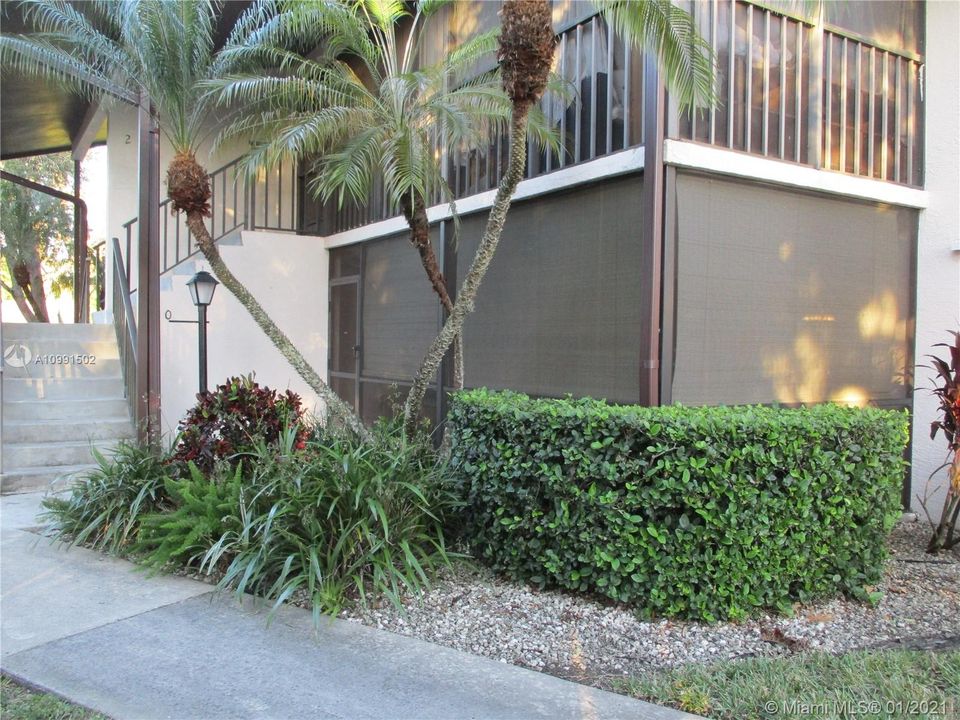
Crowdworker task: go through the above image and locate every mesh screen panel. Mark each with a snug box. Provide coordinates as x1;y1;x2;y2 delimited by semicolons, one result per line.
672;172;914;407
455;175;644;402
360;382;437;428
361;232;440;381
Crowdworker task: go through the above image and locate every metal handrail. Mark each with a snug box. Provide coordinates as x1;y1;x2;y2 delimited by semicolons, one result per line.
119;155;298;286
111;236;138;421
90;240;106;313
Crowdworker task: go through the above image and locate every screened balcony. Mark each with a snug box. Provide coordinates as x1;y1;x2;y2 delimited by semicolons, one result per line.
675;0;924;187
316;0;925;236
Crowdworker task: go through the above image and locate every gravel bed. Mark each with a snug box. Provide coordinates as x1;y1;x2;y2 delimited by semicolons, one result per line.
338;518;960;683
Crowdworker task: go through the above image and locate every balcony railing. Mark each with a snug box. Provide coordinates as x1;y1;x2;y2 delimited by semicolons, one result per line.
326;13;646;234
821;28;922;185
676;0;924;187
328;1;925;237
120;155;298;291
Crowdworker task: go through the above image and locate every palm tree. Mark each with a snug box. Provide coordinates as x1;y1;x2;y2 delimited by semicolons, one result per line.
207;0;553;394
401;0;715;437
0;0;366;436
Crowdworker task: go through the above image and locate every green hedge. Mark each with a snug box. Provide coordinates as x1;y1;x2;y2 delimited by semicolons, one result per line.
448;390;909;621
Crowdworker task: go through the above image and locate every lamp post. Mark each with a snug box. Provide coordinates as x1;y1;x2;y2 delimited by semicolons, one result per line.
186;271;218;393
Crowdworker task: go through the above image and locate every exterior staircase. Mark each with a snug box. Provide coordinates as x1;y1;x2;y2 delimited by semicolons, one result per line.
1;323;134;494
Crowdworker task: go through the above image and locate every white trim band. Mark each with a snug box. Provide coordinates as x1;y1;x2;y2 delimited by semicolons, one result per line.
325;146;645;249
663;139;929;209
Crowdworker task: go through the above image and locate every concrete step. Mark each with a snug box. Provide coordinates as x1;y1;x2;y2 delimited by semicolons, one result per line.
2;338;120;362
2;322;116;341
2;357;123;379
3;440;123;469
2;417;133;444
0;463;99;494
3;376;125;401
3;397;130;421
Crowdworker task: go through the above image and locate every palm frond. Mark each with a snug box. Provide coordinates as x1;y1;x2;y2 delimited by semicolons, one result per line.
309;125;386;207
363;0;407;33
243;1;383;84
423;83;511;148
382;124;437;209
19;0;125;75
206;70;370;115
595;0;717;110
238;105;376;179
443;26;499;80
526;104;563;156
417;0;454;19
0;34;130;103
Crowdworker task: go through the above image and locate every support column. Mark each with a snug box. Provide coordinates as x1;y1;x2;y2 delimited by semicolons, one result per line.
806;4;825;168
136;93;161;443
659;165;678;406
639;57;665;406
910;1;960;513
72;159;89;323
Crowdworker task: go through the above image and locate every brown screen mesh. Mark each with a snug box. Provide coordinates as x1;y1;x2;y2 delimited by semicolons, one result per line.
454;175;644;403
361;231;440;381
671;172;914;407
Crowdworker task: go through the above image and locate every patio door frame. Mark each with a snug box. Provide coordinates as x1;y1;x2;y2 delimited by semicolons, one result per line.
328;253;363;413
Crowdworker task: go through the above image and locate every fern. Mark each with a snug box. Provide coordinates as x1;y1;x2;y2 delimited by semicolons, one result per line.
134;462;244;572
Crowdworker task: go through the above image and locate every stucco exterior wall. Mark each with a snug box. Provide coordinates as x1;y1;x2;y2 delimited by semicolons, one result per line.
910;0;960;513
159;230;328;438
104;105;249;308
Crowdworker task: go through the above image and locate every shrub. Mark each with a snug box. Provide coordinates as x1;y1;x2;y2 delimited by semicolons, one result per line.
41;410;457;621
134;462;245;571
448;389;909;621
41;442;172;554
201;419;460;619
172;375;309;472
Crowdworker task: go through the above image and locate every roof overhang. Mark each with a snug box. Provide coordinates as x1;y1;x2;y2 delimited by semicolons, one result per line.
0;1;248;160
0;2;109;159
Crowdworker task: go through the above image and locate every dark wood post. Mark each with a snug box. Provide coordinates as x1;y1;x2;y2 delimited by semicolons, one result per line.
136;92;162;443
639;57;665;406
73;158;88;322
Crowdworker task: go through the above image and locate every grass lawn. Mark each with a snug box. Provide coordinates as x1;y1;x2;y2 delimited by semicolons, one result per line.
0;675;108;720
619;650;959;719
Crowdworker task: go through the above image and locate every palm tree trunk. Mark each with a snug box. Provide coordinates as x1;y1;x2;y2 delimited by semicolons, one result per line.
928;455;960;552
25;252;49;322
184;212;369;440
1;278;38;322
11;259;48;322
402;111;529;437
400;193;464;390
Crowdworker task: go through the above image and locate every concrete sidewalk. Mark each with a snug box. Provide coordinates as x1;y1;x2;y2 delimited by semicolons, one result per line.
1;492;694;720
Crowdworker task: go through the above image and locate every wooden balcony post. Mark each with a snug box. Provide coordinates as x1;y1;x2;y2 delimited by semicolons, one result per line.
639;54;665;407
136;91;161;444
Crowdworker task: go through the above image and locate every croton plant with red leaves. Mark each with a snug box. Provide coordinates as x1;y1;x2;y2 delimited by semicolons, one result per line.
927;330;960;552
172;375;309;473
929;331;960;456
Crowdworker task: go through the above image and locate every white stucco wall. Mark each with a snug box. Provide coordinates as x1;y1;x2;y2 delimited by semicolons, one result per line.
105;107;138;266
104;105;249;307
910;0;960;513
159;230;329;438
